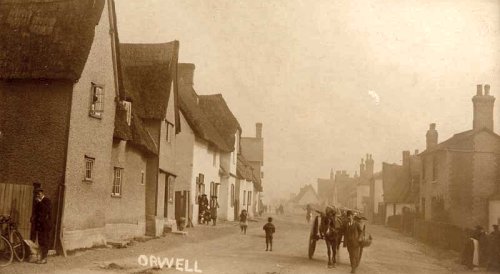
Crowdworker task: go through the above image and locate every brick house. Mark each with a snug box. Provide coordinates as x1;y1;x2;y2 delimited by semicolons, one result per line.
381;150;421;224
317;169;336;206
334;170;358;209
0;0;123;251
419;85;500;229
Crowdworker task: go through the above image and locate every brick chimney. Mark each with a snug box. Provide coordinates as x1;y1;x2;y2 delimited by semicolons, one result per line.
256;123;263;138
178;63;198;102
178;63;195;86
472;84;495;131
426;123;438;149
365;154;374;176
402;150;410;167
359;158;365;177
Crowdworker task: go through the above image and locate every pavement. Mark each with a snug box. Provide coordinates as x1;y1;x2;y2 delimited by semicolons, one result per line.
2;213;492;274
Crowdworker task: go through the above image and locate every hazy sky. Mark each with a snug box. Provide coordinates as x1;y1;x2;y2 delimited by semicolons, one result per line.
115;0;500;202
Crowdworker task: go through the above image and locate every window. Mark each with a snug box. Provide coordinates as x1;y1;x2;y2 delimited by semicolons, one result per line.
141;171;145;185
243;190;247;205
212;151;217;167
261;171;264;179
168;176;174;203
210;181;215;198
122;101;131;125
248;191;252;206
232;151;235;164
422;159;426;183
231;184;235;207
112;167;123;196
195;174;205;204
89;83;104;118
165;120;174;143
84;156;95;181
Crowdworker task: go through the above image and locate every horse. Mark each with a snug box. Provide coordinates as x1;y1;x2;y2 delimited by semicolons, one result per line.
319;209;344;268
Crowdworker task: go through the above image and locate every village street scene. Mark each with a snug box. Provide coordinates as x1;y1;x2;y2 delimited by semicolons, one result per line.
0;0;499;274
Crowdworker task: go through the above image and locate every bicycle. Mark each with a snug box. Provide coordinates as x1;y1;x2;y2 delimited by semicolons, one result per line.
0;215;26;267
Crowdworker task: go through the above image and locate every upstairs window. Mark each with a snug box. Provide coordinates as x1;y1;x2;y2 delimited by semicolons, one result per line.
89;83;104;118
243;190;247;205
213;151;217;167
248;191;252;206
141;171;145;185
122;101;132;125
112;167;123;196
231;184;235;207
84;156;95;181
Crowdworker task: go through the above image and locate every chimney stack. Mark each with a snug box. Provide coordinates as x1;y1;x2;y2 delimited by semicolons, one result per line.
178;63;195;86
330;168;334;180
365;154;374;176
472;84;495;131
256;123;263;138
360;158;365;177
426;123;438;149
402;150;411;166
414;149;419;155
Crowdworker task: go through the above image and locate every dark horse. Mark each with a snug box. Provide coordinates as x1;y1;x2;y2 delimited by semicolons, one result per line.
319;208;344;268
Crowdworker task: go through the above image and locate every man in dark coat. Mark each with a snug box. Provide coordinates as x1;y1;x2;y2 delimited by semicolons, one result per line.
31;188;52;264
344;211;363;273
487;224;500;271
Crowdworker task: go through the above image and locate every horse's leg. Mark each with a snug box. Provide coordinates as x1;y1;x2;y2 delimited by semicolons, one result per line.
326;242;332;267
330;240;336;266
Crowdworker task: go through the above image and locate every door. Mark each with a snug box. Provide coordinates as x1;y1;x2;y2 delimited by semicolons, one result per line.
175;191;184;221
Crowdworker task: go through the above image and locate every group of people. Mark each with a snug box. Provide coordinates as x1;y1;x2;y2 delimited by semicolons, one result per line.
197;194;219;226
462;224;500;271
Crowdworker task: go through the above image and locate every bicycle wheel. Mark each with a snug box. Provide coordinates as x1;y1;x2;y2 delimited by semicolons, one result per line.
10;231;25;262
0;235;13;267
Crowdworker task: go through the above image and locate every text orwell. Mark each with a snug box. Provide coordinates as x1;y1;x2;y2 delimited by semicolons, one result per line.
137;255;203;272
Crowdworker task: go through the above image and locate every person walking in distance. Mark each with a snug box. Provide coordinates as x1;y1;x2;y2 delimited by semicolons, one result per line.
31;188;52;264
239;209;248;234
344;211;363;273
263;217;275;251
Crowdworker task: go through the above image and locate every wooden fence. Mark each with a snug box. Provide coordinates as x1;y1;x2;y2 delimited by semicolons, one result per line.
0;183;34;239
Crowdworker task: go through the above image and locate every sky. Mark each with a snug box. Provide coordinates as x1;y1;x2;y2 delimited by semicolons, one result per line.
115;0;500;202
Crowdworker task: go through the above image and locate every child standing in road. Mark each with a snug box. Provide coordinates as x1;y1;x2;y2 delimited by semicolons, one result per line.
263;217;275;251
239;210;248;234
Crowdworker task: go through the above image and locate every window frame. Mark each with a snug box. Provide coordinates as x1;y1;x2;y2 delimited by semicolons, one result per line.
84;156;95;182
243;190;247;205
112;167;123;197
89;83;105;119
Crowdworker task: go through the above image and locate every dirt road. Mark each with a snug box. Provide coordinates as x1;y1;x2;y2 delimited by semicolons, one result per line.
5;213;476;274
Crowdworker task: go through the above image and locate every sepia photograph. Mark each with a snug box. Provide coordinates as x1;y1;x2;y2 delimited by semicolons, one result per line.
0;0;499;273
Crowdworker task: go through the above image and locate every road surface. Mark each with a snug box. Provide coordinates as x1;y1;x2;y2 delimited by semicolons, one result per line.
6;212;477;274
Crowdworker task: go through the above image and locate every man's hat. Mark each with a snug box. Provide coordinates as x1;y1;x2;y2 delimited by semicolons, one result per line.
346;210;353;216
34;187;44;193
493;224;499;228
354;215;367;221
475;225;484;230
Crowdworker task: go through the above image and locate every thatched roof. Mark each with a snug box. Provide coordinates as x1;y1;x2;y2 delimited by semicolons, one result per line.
199;94;241;152
113;103;132;141
119;42;179;120
179;86;233;152
113;42;180;155
130;112;158;156
0;0;105;80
